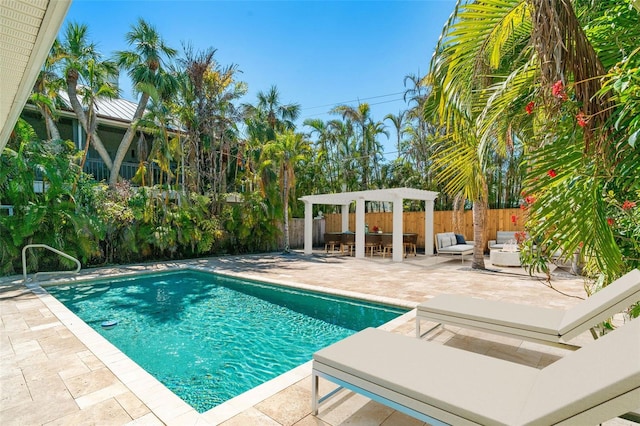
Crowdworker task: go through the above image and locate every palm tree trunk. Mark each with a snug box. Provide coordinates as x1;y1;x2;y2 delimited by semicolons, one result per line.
109;93;150;186
66;79;113;169
41;108;61;140
472;198;487;270
283;166;290;253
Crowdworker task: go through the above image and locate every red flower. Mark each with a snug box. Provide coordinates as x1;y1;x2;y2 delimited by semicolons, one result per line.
607;218;615;226
525;101;535;114
515;231;527;244
622;200;637;210
524;195;535;204
552;80;567;100
547;169;557;178
576;111;588;127
520;204;526;210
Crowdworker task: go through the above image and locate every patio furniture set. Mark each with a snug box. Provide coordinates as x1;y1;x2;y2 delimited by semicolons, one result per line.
312;269;640;425
324;232;418;258
434;230;524;266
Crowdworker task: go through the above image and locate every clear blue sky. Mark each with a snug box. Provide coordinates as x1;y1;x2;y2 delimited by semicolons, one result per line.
62;0;456;158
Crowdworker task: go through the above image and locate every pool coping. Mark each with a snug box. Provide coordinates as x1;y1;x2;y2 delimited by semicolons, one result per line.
27;263;417;425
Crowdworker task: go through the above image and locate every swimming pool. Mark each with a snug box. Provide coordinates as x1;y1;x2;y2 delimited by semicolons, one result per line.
46;269;406;413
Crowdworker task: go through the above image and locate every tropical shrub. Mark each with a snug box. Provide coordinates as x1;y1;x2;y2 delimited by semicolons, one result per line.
0;126;103;274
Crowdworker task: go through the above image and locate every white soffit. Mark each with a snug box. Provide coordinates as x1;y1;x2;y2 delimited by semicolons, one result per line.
0;0;71;153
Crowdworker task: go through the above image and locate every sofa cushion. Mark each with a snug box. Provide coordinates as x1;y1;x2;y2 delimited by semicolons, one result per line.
496;231;517;244
455;234;466;244
439;244;474;254
436;232;456;250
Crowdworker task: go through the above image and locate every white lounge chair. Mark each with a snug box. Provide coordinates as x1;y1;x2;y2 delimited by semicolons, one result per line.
312;320;640;425
416;269;640;348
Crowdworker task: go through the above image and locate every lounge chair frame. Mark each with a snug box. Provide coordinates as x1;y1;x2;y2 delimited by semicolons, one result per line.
416;269;640;348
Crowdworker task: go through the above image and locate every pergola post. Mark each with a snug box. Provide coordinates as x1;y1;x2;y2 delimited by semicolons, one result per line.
341;204;350;232
303;200;313;255
425;199;435;255
355;197;365;258
392;195;404;262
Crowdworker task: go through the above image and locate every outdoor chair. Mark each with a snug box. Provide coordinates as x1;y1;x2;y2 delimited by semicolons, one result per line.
364;233;381;257
312;319;640;425
380;233;393;258
324;233;342;253
403;233;417;257
341;232;355;256
416;268;640;348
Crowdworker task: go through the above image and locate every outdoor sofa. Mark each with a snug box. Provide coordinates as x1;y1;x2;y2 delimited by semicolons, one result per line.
312;319;640;425
434;232;474;263
488;230;519;250
416;268;640;348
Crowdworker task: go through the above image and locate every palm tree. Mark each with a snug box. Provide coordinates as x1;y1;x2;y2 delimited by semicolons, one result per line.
331;103;375;191
243;85;300;139
58;22;114;169
429;0;640;279
76;56;119;174
109;18;177;186
384;111;406;154
31;40;64;141
260;130;310;253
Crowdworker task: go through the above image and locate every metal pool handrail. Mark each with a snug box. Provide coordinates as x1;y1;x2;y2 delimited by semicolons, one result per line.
22;244;81;282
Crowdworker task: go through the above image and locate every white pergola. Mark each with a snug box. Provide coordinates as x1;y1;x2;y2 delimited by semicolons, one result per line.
300;188;438;262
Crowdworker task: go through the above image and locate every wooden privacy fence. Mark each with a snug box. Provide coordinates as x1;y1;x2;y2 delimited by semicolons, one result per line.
321;208;526;251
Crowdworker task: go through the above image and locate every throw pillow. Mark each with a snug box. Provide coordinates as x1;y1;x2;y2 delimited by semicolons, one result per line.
455;234;466;244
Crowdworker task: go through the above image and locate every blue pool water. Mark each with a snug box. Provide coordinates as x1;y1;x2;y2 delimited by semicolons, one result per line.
47;270;406;412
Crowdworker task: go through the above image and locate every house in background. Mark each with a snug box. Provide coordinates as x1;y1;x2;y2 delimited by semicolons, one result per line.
21;95;151;182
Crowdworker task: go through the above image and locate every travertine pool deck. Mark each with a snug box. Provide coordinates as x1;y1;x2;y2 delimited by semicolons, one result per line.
1;252;634;425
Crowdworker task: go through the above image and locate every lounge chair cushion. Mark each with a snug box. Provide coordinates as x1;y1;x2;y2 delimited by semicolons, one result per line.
518;318;640;424
558;269;640;335
314;327;537;425
417;269;640;345
314;321;640;425
418;294;564;336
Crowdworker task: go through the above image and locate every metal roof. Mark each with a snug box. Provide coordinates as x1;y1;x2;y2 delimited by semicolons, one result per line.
0;0;71;152
58;92;140;125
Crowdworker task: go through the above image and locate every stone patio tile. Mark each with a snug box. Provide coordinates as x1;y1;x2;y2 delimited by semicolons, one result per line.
62;366;120;398
43;397;132;426
26;371;73;401
115;391;152;419
39;334;87;358
75;382;129;409
484;342;543;367
11;344;49;368
123;412;165;426
220;407;281;426
0;399;78;426
313;390;373;425
292;414;332;425
381;410;428;426
255;384;311;426
78;351;105;370
2;312;29;333
0;371;30;411
330;399;395;425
